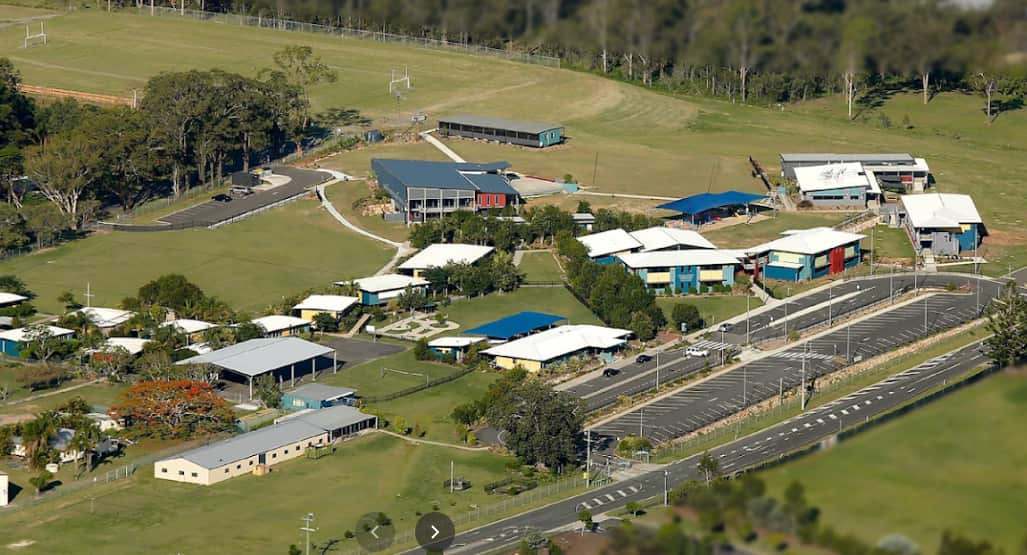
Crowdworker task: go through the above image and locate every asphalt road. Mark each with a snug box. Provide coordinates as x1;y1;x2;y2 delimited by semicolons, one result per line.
158;167;328;227
588;274;1001;453
567;273;995;416
415;340;991;555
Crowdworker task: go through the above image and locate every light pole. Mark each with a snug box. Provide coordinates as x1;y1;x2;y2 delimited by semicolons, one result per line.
784;286;792;338
639;408;644;438
870;225;875;276
586;430;592;487
743;365;747;407
720;329;725;365
663;470;669;506
846;324;851;363
924;296;929;335
828;282;833;327
301;513;317;555
745;293;751;345
800;343;807;410
890;265;894;304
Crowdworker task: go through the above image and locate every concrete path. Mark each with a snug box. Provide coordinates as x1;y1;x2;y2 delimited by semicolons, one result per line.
575;190;677;201
376;429;489;452
419;129;466;163
749;281;776;305
314;169;415;275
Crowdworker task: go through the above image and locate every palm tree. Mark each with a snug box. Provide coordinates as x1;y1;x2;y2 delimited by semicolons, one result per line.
69;421;101;479
21;411;58;470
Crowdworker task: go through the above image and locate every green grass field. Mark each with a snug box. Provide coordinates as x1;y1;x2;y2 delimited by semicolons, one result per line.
760;371;1027;553
321;176;410;243
702;212;850;248
0;198;393;314
371;370;498;444
868;224;916;263
518;251;564;282
318;347;466;400
0;432;517;554
656;295;764;329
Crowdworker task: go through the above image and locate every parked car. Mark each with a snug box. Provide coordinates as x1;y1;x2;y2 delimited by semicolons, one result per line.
602;368;620;378
685;346;710;358
211;193;232;202
717;322;734;333
635;354;653;364
230;186;254;196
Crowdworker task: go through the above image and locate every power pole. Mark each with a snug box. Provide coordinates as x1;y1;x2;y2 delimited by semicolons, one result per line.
742;365;747;407
450;460;455;493
300;513;317;555
846;324;851;363
585;430;592;487
828;283;833;327
639;408;644;438
924;296;929;335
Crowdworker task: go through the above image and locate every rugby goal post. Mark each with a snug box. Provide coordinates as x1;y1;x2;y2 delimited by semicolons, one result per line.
389;66;412;99
23;22;46;49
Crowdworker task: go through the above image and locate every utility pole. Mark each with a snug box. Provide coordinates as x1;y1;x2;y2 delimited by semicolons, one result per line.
591;152;599;189
742;365;747;407
846;324;851;363
300;513;317;555
721;329;725;365
924;296;929;335
745;293;751;345
639;408;644;438
870;225;875;276
890;265;894;304
828;283;833;327
450;460;455;493
586;430;592;487
800;343;807;410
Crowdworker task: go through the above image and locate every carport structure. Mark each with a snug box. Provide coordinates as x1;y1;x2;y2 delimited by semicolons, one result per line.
656;191;768;226
465;311;565;341
177;337;337;400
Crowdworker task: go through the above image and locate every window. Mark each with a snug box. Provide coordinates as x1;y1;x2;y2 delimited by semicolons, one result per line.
191;472;198;478
249;461;254;466
284;449;289;454
272;453;277;459
161;468;167;473
236;465;241;470
178;470;185;476
296;444;301;450
225;469;229;474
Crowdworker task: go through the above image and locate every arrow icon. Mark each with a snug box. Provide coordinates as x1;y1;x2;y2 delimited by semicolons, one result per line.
370;525;380;539
430;525;440;540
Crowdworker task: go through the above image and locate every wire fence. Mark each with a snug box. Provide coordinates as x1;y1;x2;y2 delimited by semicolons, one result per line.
141;7;561;68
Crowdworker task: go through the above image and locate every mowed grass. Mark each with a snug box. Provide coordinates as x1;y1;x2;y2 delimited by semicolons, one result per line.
0;198;393;314
656;295;764;328
702;212;850;248
0;379;124;419
0;433;517;555
371;370;498;443
760;371;1027;553
518;251;564;282
868;224;916;263
321;176;409;243
319;347;465;399
442;287;601;331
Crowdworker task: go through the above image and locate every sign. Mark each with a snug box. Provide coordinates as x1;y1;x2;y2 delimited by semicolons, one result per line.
365;325;377;334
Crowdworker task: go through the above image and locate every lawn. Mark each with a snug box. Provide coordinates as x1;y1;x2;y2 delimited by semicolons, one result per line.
702;212;851;248
0;432;519;555
0;198;394;314
760;370;1027;554
317;347;466;400
656;295;764;329
518;251;564;282
867;224;916;263
371;370;498;443
0;381;124;419
321;176;409;243
442;287;601;331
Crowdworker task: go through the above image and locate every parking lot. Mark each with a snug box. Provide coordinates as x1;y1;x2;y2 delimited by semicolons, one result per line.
158;167;329;227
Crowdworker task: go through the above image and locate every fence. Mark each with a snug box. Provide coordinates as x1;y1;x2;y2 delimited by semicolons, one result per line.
339;475;586;555
17;84;137;108
359;367;474;403
141;7;561;68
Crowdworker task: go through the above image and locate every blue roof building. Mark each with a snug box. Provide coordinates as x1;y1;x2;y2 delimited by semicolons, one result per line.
465;311;565;341
656;191;767;225
372;159;521;224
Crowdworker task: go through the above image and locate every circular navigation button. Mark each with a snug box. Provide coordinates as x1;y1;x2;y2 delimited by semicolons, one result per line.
415;512;455;552
355;512;395;552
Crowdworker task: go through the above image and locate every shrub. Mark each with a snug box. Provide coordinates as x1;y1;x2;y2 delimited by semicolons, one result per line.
344;530;355;539
797;199;813;209
616;435;653;457
788;330;800;342
563;173;574;183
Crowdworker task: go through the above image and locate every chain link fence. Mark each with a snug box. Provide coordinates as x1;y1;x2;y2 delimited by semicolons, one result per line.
141;7;561;68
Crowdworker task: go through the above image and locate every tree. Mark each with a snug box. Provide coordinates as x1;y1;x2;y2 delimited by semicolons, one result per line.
21;411;58;470
629;311;655;342
29;469;53;497
234;321;265;343
938;531;999;555
413;338;432;361
697;450;721;486
312;312;339;333
0;275;32;297
625;501;642;517
577;510;592;533
254;374;282;409
269;46;337;155
110;380;235;439
18;324;74;362
397;285;427;313
21;202;66;249
25;128;100;230
0;202;27;255
57;290;81;310
671;302;702;332
490;250;524;292
878;534;921;555
984;281;1027;366
486;380;583;468
68;419;101;479
15;364;67;391
135;274;208;313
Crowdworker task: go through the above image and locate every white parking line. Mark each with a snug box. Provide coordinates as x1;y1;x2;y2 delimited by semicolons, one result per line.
605;494;616;502
817;418;825;424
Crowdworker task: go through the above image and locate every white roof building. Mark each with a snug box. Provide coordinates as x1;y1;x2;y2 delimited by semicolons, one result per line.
747;227;865;256
398;244;494;271
576;229;643;258
901;193;981;229
348;274;429;293
629;226;717;252
0;292;27;306
481;324;631;363
794;163;881;194
292;295;359;315
251;315;310;334
428;336;487;348
162;319;217;335
619;250;742;269
0;325;74;343
92;337;151;356
76;307;134;329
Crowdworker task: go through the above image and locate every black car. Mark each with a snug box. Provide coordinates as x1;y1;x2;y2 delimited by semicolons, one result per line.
602;368;620;378
635;354;653;364
211;193;233;202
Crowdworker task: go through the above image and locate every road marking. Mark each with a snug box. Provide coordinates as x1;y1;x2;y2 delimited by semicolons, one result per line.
617;490;627;497
592;498;604;506
605;494;616;502
791;428;798;432
851;405;860;411
877;395;883;400
804;423;812;428
841;410;849;415
864;400;871;405
628;485;639;493
581;502;591;509
817;418;825;424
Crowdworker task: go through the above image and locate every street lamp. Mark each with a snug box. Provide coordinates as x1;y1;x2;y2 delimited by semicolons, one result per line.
745;293;751;345
663;470;670;506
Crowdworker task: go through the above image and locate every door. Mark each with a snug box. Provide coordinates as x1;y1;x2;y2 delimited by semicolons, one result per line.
829;247;845;274
258;453;266;464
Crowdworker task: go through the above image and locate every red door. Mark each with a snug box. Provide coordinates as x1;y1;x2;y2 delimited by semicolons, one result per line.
829;247;845;274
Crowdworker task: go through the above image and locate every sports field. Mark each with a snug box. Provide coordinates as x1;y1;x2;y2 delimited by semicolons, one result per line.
0;198;393;314
0;432;518;554
518;251;564;282
442;287;601;330
761;371;1027;553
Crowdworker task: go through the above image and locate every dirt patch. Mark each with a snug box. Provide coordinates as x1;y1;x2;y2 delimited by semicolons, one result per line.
547;528;613;555
980;228;1026;247
7;540;36;549
0;413;35;426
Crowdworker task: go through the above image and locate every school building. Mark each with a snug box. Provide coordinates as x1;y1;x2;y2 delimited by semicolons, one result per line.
481;325;631;371
748;228;865;282
618;250;741;294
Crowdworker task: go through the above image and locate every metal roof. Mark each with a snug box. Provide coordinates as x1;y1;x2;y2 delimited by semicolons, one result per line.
0;325;74;342
293;404;375;431
439;114;563;135
286;383;356;402
747;227;865;256
348;274;429;293
618;250;742;269
629;226;717;252
162;319;217;335
465;311;565;340
794;163;881;194
251;315;310;333
656;191;767;216
176;337;334;378
577;229;643;258
780;153;915;165
0;292;27;306
292;295;359;313
177;419;326;469
481;325;630;362
900;193;981;228
75;307;134;328
428;336;487;348
398;244;494;271
371;159;517;205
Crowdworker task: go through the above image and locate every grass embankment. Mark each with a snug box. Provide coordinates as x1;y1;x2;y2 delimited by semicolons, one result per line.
518;251;564;282
656;295;764;328
761;368;1026;553
0;199;393;314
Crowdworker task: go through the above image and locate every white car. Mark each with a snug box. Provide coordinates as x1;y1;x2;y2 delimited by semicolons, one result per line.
686;346;710;358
